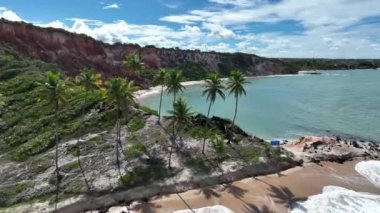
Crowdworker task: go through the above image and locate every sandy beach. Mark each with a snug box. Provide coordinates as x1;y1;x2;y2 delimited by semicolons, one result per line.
130;160;380;213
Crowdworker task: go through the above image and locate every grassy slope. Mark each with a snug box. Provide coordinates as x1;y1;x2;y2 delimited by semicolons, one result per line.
0;51;116;162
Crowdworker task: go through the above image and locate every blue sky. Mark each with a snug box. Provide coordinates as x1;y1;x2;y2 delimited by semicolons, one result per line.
1;0;380;58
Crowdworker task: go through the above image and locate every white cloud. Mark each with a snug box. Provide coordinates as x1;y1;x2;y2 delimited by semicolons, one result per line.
103;3;119;10
159;0;181;9
161;0;380;34
209;0;265;8
0;9;22;22
202;22;235;38
38;20;67;29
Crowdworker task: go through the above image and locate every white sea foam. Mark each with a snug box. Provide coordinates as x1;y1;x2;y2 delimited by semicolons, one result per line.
355;161;380;188
291;186;380;213
173;205;234;213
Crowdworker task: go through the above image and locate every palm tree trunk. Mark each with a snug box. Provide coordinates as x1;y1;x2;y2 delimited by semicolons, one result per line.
54;101;60;212
158;85;164;123
202;101;213;154
168;93;177;170
116;110;122;179
229;97;239;144
232;97;238;125
77;93;91;192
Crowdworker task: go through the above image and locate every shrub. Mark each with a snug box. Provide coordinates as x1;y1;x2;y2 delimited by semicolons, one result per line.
211;137;225;155
124;143;146;159
128;116;146;132
61;161;80;172
120;164;170;187
184;157;212;174
139;105;158;116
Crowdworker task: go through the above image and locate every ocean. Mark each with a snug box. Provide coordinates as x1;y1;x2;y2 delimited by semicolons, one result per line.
140;69;380;142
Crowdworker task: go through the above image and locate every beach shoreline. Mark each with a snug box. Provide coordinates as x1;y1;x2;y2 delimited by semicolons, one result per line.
127;160;380;213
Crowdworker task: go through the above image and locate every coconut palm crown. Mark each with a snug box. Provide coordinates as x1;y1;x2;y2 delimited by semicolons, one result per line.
202;74;225;117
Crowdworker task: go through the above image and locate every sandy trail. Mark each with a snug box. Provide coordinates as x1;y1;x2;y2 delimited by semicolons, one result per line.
133;160;380;213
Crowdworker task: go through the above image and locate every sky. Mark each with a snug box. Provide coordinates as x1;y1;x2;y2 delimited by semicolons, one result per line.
1;0;380;58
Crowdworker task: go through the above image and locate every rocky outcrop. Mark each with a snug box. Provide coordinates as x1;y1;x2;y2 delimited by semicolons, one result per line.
283;136;380;163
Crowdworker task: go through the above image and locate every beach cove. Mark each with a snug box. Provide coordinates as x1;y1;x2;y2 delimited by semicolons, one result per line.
111;160;380;213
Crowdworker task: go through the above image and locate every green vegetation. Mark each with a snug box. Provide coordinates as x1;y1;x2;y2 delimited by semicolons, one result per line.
124;143;146;159
120;163;171;187
153;68;167;123
0;182;33;207
105;77;138;178
61;161;80;172
128;116;146;132
139;105;158;116
0;55;114;162
226;71;249;142
0;50;295;211
184;157;213;174
202;74;225;153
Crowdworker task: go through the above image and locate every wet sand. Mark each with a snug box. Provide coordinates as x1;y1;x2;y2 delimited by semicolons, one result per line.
135;160;380;213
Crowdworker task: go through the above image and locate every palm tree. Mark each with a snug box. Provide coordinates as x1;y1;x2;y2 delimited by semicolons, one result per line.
167;98;193;169
38;71;67;211
226;71;249;142
106;78;137;178
75;68;102;191
165;69;185;168
123;52;145;76
165;69;185;104
202;74;225;153
153;68;167;123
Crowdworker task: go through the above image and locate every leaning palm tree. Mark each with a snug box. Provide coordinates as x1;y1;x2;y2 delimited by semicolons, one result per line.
201;74;225;153
167;98;193;169
106;78;137;178
153;68;167;123
38;71;67;211
226;71;249;142
123;52;145;76
75;68;102;191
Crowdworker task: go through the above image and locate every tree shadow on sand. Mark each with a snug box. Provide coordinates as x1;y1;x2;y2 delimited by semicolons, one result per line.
242;203;275;213
131;201;162;213
196;186;221;200
268;185;307;209
220;184;248;199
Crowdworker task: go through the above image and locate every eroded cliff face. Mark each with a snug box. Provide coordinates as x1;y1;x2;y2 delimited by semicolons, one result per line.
0;19;291;79
1;19;379;81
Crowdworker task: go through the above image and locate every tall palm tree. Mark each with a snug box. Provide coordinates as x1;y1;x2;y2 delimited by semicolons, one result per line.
226;71;249;142
38;71;67;211
153;68;167;123
106;78;137;178
123;52;145;76
201;74;225;153
165;69;185;104
75;68;102;191
165;69;185;168
167;98;193;169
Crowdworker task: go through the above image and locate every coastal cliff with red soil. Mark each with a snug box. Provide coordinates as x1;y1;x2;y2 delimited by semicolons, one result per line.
0;19;379;81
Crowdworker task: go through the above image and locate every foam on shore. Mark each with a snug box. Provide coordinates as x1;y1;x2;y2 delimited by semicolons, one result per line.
173;205;234;213
355;161;380;188
292;161;380;213
291;186;380;213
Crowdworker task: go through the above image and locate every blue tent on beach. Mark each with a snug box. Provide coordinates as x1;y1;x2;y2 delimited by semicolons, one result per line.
271;140;280;147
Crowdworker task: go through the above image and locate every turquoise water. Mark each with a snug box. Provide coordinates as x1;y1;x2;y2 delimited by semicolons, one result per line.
140;70;380;141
